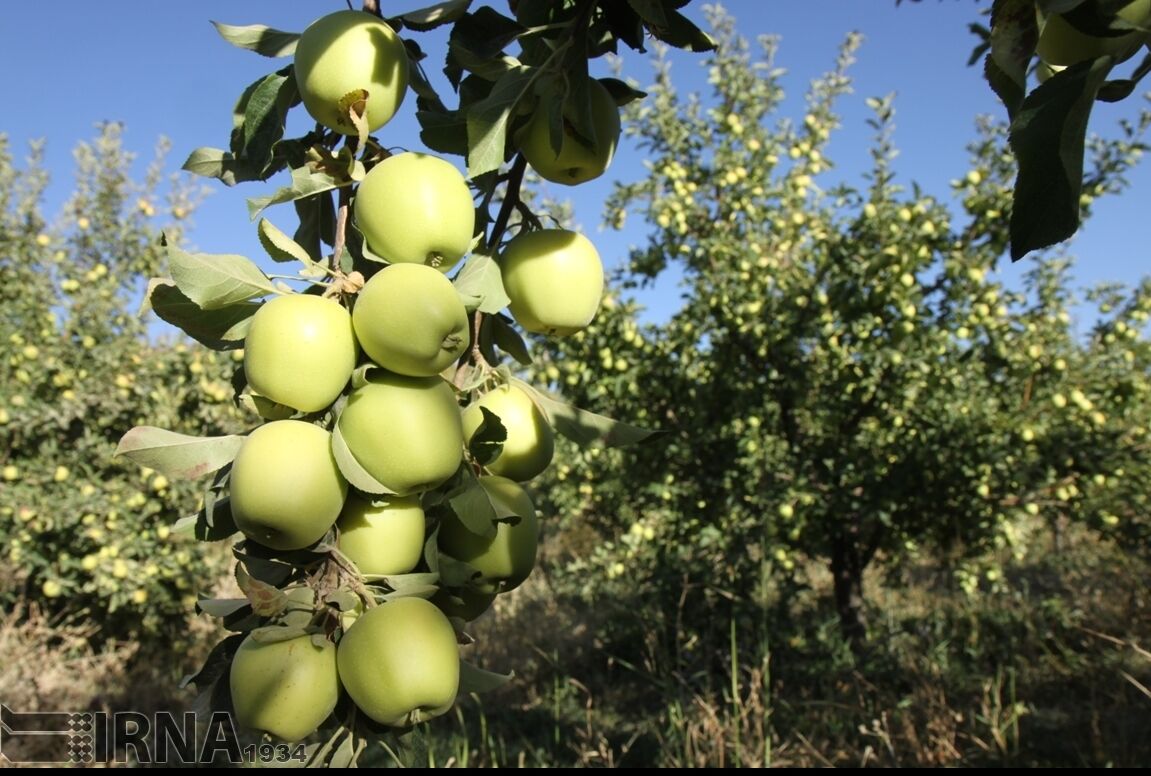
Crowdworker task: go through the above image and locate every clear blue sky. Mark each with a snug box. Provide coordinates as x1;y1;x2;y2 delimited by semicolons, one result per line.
2;1;1148;324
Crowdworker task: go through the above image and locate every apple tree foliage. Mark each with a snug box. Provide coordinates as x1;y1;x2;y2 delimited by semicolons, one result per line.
525;9;1151;651
0;125;243;638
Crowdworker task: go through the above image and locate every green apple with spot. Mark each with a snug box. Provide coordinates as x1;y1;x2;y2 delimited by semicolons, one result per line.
294;10;409;135
229;632;339;742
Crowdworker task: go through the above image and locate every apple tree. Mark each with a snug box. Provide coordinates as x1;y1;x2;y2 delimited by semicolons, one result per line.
110;0;717;764
525;8;1151;655
0;124;244;639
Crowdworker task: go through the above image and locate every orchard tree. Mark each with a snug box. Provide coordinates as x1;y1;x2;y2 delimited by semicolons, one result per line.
0;124;243;638
109;0;718;765
527;9;1151;653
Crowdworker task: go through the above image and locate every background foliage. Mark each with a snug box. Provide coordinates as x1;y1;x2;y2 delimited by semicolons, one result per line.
1;3;1149;769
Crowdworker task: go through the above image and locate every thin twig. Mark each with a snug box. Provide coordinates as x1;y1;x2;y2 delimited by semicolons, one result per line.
487;154;529;253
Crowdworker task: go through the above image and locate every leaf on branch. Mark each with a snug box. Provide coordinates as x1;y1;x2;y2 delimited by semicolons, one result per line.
645;9;717;52
514;379;664;448
399;0;473;31
440;465;499;538
985;0;1037;120
167;245;279;309
491;313;532;365
236;564;289;616
599;77;648;106
211;21;300;57
247;166;347;220
1008;56;1113;259
115;427;244;480
240;67;300;176
180;633;244;691
146;281;257;349
181;147;261;187
466;406;507;466
196;598;251;618
258;217;318;266
458;660;513;694
173;497;239;542
453;252;510;314
466;66;536;178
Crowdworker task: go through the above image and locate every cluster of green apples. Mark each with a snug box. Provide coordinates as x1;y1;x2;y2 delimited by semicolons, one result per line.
1034;0;1151;77
223;8;618;744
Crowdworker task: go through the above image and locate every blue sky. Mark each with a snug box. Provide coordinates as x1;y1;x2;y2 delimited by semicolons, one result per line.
3;1;1149;324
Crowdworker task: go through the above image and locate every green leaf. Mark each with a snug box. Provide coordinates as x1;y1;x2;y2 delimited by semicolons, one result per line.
211;21;299;57
599;77;648;107
248;624;313;643
442;466;498;538
646;8;717;51
180;633;244;691
146;281;257;349
173;497;239;542
458;660;513;694
258;217;318;266
236;564;288;616
197;598;250;618
247;166;346;220
330;420;398;496
167;245;278;309
399;0;473;31
491;313;532;365
466;66;536;178
985;0;1037;120
114;427;244;480
240;67;299;176
466;406;507;466
453;252;510;314
627;0;669;27
515;379;664;448
293;190;337;262
417;107;470;156
1008;56;1113;259
181;147;260;186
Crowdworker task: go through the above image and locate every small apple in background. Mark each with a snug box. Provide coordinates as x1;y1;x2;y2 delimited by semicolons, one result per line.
337;372;464;496
518;77;621;185
352;263;469;376
337;596;460;727
243;294;357;413
229;632;339;742
354;152;476;272
500;228;604;336
462;382;554;482
293;10;409;134
438;475;539;593
229;420;348;551
337;494;426;576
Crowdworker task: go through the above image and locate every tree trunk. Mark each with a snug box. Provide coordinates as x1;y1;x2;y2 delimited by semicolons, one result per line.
830;534;868;650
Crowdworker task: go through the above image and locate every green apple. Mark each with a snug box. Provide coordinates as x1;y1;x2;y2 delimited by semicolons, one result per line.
337;494;426;576
438;476;538;593
518;78;621;185
354;152;476;272
338;372;464;496
244;294;357;413
501;229;604;336
229;632;339;742
352;264;469;376
293;10;409;135
462;382;553;482
1036;1;1151;66
230;421;348;551
337;596;460;727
